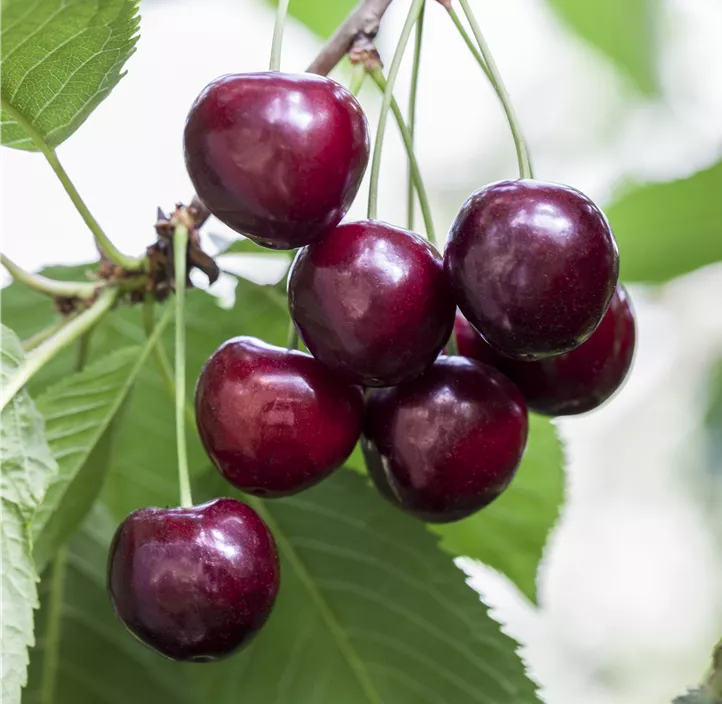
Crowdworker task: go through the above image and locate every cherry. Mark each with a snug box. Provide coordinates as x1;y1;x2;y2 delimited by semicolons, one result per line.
195;337;364;497
364;356;528;522
444;179;619;360
288;220;455;387
454;285;636;416
108;498;279;662
184;72;369;250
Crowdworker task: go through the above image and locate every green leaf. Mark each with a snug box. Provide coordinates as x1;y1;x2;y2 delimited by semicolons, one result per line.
32;347;145;571
186;469;541;703
24;504;193;704
1;0;140;150
607;161;722;283
1;326;58;704
10;270;540;702
546;0;658;94
430;414;564;603
265;0;356;38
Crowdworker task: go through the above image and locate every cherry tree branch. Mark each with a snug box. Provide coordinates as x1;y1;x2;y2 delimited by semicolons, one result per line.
306;0;395;76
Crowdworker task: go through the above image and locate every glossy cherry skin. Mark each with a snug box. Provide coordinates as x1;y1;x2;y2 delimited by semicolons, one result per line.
454;285;636;416
364;357;528;522
445;179;619;360
184;72;370;250
288;220;455;387
195;337;364;497
108;498;279;662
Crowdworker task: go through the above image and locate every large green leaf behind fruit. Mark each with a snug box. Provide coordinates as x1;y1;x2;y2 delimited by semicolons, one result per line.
1;326;58;704
0;0;140;150
4;269;543;702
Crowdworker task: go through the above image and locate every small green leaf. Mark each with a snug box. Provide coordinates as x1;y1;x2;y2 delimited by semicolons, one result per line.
546;0;658;94
189;469;541;704
430;414;564;603
607;161;722;283
1;325;58;704
1;0;140;150
32;347;145;571
265;0;356;38
24;504;193;703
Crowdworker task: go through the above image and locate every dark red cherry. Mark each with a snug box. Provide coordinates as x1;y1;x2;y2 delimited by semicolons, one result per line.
184;72;369;250
108;498;279;662
445;179;619;360
195;337;364;497
454;285;636;416
364;357;528;522
288;220;455;387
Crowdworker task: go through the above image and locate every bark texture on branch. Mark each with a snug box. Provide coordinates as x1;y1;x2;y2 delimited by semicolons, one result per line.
306;0;395;76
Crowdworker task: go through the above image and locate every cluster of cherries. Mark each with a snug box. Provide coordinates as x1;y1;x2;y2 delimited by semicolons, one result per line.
108;72;635;663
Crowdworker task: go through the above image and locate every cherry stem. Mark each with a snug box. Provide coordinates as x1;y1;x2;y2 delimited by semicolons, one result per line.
447;332;459;355
0;98;146;272
407;1;425;231
23;316;78;352
454;0;533;179
1;253;98;299
367;0;426;222
269;0;291;71
349;61;367;96
1;286;118;413
369;68;437;246
142;295;195;428
446;6;491;81
173;225;193;508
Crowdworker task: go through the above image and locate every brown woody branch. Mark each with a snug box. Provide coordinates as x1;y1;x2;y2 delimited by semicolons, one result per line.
306;0;395;76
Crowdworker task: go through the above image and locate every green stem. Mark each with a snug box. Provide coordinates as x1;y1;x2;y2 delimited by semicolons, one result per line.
369;68;436;246
446;6;491;81
407;1;425;231
22;316;77;352
455;0;533;179
349;61;367;96
0;98;145;271
1;254;98;299
269;0;291;71
142;296;195;428
1;287;118;412
446;332;458;356
39;546;68;704
173;225;193;508
367;0;426;221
